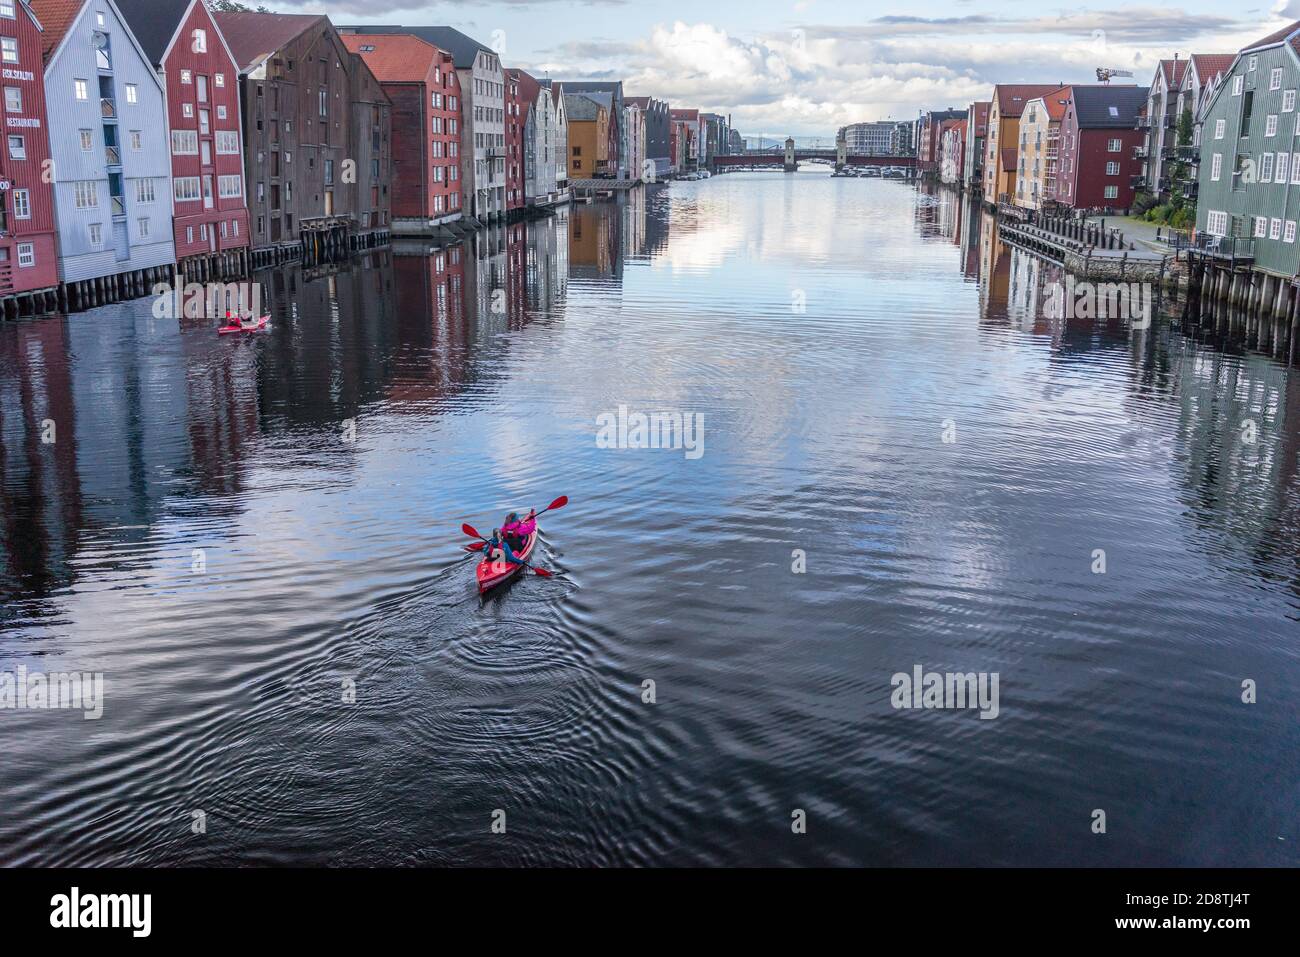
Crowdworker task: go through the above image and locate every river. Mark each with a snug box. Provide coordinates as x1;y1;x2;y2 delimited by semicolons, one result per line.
1;169;1296;866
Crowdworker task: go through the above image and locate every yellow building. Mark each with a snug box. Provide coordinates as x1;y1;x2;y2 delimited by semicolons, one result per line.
1015;89;1070;211
563;93;608;179
984;84;1064;205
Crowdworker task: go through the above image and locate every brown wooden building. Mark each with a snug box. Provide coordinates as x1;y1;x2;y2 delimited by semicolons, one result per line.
213;11;390;261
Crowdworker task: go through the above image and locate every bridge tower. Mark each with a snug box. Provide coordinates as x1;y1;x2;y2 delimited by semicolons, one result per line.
783;137;797;172
835;130;847;172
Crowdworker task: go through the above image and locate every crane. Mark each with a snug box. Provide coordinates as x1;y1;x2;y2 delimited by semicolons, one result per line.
1096;67;1135;84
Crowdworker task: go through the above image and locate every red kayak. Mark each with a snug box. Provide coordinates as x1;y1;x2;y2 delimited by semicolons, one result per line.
475;525;538;594
218;315;271;335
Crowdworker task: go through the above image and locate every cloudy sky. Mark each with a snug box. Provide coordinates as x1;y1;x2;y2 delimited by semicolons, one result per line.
261;1;1299;138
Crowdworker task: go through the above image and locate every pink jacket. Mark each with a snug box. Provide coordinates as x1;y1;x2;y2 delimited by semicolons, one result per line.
508;513;536;539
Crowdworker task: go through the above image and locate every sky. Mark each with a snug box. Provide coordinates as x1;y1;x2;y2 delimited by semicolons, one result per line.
256;1;1300;138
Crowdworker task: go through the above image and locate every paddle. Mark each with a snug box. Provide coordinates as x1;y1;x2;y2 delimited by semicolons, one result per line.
461;522;554;577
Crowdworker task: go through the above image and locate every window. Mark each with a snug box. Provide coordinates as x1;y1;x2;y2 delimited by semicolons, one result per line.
1270;68;1283;91
12;188;28;218
1278;152;1290;183
1107;138;1121;152
3;86;18;112
192;29;206;53
319;89;327;117
218;174;241;198
183;103;193;117
1266;114;1278;136
6;133;22;159
217;105;226;120
216;131;239;154
135;178;155;203
1214;118;1225;139
1286;220;1297;243
130;130;141;151
1106;161;1119;175
125;83;137;104
181;70;192;84
1270;217;1282;239
1206;210;1228;236
138;217;149;238
1286;90;1297;113
1233;75;1244;96
0;1;13;18
74;78;88;100
79;129;92;151
199;109;209;134
16;242;33;267
197;75;207;103
171;130;197;154
215;73;225;87
1104;185;1118;199
88;223;102;246
1254;216;1268;237
173;176;201;201
0;37;15;64
96;11;104;26
1293;152;1300;183
1260;152;1275;180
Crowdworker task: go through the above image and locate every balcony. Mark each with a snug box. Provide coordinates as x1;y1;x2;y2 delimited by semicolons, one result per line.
1182;181;1198;200
1191;234;1254;260
1130;175;1147;190
100;97;115;119
1134;144;1149;158
1177;144;1198;162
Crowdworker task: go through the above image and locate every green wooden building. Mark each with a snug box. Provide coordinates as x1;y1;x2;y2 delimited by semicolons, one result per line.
1196;20;1300;277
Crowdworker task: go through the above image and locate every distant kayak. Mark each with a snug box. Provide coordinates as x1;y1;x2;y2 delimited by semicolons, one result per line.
475;525;538;594
218;315;271;335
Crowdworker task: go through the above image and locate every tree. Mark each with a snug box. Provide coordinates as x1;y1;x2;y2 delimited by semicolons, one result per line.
207;1;270;12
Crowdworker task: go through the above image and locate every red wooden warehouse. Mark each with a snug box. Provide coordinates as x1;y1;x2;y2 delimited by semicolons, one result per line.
341;33;461;234
0;0;59;308
117;0;250;273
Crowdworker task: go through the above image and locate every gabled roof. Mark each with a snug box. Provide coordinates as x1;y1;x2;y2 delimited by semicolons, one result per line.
115;0;191;67
1070;85;1147;127
564;93;604;121
29;0;85;59
1244;20;1300;52
514;69;540;120
1189;53;1236;85
340;33;438;82
213;10;326;74
1158;58;1189;88
335;25;493;69
992;84;1065;117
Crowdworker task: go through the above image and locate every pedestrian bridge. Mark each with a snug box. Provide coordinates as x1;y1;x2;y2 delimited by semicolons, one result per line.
714;151;915;169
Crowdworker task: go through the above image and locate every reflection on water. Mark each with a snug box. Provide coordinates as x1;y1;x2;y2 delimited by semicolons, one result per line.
1;172;1297;866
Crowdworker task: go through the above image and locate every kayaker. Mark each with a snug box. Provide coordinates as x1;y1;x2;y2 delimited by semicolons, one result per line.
502;512;526;550
485;528;522;566
514;508;537;540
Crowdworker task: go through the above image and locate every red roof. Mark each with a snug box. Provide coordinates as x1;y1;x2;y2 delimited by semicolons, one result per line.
340;33;438;82
993;84;1066;117
670;108;699;120
1189;53;1236;83
1245;20;1299;51
29;0;85;59
514;69;540;123
213;10;327;73
1158;58;1189;88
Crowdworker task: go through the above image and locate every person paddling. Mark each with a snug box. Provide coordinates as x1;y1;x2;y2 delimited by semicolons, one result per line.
503;509;537;550
484;528;522;566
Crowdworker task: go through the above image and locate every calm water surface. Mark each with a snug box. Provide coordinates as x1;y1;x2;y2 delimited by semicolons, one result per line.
1;171;1297;866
